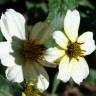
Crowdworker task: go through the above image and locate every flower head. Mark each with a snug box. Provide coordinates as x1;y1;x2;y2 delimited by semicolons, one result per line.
22;82;43;96
0;9;49;91
44;10;95;84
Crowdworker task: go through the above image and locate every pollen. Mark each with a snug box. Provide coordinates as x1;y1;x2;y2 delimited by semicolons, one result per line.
22;82;43;96
22;40;45;62
67;42;84;59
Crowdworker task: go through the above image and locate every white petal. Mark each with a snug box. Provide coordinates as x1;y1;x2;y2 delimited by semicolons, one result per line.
53;31;68;49
69;58;82;84
37;74;49;92
57;55;70;82
78;57;89;79
0;9;26;41
7;9;26;39
64;10;80;42
0;14;11;41
35;64;49;91
1;54;16;67
0;42;16;67
77;32;95;55
70;57;89;84
23;62;49;91
6;65;23;83
0;42;13;57
44;47;65;63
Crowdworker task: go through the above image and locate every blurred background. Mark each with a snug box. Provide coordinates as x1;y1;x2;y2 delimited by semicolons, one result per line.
0;0;96;96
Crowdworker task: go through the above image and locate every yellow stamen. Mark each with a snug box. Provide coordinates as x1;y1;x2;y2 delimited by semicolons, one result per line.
67;42;85;59
22;40;45;62
22;82;43;96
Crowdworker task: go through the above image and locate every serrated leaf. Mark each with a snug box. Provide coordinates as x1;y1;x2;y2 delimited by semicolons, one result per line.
47;0;79;22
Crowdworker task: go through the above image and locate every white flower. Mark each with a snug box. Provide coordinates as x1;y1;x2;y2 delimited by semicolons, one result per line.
0;9;49;91
44;10;96;84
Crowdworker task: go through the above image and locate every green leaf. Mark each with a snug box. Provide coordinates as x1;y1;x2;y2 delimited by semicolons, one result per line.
64;0;79;9
51;73;61;94
0;75;22;96
69;78;75;85
47;0;79;22
44;0;79;44
0;75;14;96
0;0;9;5
79;0;94;9
0;31;4;41
85;69;96;84
0;64;6;76
25;1;34;11
12;0;17;3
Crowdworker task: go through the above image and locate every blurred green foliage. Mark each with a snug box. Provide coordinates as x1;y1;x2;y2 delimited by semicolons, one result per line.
0;75;22;96
85;69;96;84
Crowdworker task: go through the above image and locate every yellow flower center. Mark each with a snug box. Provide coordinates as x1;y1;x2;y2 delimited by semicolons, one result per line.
67;42;84;59
22;83;42;96
22;40;45;62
